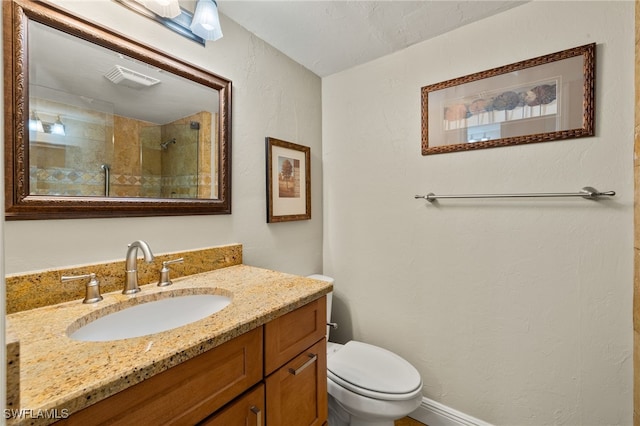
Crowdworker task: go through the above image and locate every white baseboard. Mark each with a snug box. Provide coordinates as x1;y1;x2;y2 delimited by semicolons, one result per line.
408;397;493;426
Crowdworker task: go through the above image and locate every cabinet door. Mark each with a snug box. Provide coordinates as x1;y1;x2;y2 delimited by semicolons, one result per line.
266;338;328;426
199;384;264;426
264;296;326;375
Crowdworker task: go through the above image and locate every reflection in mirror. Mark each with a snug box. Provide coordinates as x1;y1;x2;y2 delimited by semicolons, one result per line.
29;20;218;199
5;0;231;219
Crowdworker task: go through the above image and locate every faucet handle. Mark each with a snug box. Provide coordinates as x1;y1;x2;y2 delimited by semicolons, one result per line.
157;257;184;287
61;273;103;304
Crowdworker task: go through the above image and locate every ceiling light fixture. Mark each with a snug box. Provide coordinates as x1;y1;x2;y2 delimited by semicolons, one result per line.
134;0;180;18
190;0;223;41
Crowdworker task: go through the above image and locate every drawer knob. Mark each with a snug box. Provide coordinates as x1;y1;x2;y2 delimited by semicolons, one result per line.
288;353;318;376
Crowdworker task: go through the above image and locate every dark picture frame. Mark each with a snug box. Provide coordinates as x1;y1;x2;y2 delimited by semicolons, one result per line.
421;43;595;155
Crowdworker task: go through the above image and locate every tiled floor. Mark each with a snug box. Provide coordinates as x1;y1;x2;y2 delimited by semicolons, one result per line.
395;417;426;426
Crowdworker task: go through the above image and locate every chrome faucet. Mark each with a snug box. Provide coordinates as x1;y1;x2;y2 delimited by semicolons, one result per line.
123;240;154;294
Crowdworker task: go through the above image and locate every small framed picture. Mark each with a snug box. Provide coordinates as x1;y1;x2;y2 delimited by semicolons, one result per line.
266;137;311;223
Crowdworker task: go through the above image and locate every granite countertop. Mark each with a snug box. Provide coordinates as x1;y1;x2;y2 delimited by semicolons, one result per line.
5;265;332;425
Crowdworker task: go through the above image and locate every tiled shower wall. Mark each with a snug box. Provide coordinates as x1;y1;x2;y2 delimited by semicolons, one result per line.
158;111;214;199
29;99;213;198
29;99;114;196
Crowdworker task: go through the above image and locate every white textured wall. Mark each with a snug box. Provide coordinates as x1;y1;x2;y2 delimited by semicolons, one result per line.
4;1;323;275
322;1;633;424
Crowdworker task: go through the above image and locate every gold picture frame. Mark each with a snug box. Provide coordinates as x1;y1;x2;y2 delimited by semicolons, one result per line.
421;43;595;155
266;137;311;223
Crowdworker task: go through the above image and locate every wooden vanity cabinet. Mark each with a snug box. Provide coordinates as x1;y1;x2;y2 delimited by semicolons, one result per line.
58;296;327;425
264;296;328;426
199;383;265;425
58;327;263;426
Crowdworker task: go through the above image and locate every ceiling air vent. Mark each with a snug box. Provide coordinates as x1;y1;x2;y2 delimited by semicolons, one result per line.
104;65;161;89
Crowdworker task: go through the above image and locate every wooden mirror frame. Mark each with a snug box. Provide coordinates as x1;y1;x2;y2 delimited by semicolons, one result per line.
3;0;232;219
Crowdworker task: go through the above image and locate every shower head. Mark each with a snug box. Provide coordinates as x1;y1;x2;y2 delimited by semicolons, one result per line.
160;138;176;150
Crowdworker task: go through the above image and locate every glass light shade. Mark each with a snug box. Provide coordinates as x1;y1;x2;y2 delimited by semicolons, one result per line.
51;116;66;136
190;0;223;41
29;111;44;133
142;0;181;18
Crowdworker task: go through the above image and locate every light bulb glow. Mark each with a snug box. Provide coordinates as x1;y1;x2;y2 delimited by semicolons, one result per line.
29;111;44;133
137;0;181;18
51;116;66;136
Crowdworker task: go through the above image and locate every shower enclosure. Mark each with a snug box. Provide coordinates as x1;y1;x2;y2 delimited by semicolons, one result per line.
141;121;200;198
28;88;213;200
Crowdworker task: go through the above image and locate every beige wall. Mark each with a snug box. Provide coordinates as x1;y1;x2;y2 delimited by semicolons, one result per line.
4;1;323;278
323;1;634;424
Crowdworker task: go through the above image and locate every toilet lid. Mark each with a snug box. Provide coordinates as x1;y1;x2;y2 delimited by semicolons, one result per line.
327;341;422;400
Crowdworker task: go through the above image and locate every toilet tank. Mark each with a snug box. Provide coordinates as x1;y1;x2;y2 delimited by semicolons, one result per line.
307;274;334;339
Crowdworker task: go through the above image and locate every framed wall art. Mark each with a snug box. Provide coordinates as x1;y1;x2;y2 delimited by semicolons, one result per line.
266;137;311;223
421;43;595;155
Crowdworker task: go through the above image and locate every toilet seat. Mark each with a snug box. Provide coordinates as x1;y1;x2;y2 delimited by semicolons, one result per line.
327;341;423;401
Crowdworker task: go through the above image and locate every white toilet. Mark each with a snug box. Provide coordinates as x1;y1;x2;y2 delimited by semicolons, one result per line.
308;275;423;426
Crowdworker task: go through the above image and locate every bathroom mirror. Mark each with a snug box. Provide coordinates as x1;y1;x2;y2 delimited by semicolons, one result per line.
4;0;231;219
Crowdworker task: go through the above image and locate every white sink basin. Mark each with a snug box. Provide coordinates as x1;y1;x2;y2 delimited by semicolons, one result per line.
68;293;232;342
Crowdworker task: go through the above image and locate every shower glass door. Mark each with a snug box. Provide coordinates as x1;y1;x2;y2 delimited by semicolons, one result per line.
141;121;200;198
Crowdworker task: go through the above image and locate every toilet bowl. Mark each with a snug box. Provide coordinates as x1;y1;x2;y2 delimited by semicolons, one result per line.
308;275;423;426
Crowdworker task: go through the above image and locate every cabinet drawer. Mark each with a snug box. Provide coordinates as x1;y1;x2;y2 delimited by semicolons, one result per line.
60;327;263;425
265;338;328;426
199;383;264;426
264;296;326;375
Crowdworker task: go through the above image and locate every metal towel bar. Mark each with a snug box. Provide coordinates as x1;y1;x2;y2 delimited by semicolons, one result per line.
414;186;615;203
